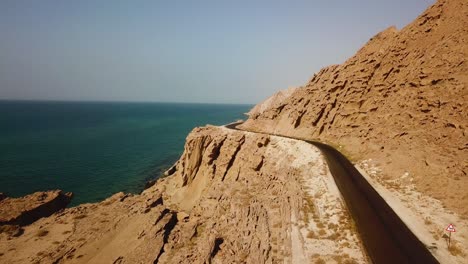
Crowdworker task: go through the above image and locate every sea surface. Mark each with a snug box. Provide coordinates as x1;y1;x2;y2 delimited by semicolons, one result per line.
0;100;251;206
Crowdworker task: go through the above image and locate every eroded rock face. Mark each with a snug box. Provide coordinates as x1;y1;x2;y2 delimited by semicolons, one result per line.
1;1;465;263
0;190;73;227
240;0;468;217
0;127;366;263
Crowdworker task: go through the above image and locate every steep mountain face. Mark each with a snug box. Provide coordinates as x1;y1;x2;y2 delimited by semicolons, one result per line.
240;0;468;217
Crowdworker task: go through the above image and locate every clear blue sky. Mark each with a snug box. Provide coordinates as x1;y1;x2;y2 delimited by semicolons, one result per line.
0;0;434;104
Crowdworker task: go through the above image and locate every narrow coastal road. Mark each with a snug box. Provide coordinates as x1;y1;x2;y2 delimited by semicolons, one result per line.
225;122;439;264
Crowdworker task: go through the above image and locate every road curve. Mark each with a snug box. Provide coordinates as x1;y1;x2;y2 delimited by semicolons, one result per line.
225;122;439;264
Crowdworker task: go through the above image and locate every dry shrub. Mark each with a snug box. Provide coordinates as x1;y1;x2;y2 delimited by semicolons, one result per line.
448;242;465;257
73;214;87;220
424;217;432;225
314;258;326;264
318;229;326;236
36;229;49;237
326;232;340;241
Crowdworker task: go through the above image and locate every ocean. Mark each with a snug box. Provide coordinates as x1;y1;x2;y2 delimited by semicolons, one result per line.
0;100;251;206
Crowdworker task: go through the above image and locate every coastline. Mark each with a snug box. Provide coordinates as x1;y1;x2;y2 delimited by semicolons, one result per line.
0;101;251;206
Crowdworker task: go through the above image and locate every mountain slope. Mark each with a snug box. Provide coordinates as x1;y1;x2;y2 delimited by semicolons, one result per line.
240;0;468;217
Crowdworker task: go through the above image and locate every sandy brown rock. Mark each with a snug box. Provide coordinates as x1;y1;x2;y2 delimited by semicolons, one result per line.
3;1;466;263
0;127;366;263
241;0;468;218
0;190;72;227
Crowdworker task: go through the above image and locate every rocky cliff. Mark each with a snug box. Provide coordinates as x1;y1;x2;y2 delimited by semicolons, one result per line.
241;0;468;218
0;127;366;263
1;0;467;263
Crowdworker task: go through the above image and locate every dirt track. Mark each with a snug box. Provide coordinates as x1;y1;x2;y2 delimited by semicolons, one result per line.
226;122;439;264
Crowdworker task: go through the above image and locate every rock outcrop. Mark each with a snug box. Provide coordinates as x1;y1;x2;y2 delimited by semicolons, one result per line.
0;127;366;263
0;190;73;226
1;0;467;263
240;0;468;217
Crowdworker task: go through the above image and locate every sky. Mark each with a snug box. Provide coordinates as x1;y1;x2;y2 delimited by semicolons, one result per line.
0;0;434;104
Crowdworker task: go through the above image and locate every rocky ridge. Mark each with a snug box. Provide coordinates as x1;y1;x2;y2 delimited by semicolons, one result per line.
0;127;366;263
1;0;467;263
0;191;72;238
240;0;468;217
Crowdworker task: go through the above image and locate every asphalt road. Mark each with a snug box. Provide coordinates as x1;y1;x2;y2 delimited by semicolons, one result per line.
225;122;439;264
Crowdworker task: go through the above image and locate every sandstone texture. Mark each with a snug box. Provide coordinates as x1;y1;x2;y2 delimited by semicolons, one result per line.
2;0;467;263
241;0;468;218
0;190;72;226
0;127;366;263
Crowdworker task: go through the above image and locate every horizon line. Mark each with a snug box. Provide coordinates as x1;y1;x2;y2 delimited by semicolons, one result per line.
0;98;255;106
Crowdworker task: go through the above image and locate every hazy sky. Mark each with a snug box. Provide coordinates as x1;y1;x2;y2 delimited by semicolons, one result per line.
0;0;434;104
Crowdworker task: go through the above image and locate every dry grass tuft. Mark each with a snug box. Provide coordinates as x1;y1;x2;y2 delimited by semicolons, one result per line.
424;217;432;225
314;258;326;264
318;229;326;236
301;193;316;224
448;242;465;257
326;232;340;241
306;230;315;239
36;229;49;237
73;214;87;220
316;222;325;229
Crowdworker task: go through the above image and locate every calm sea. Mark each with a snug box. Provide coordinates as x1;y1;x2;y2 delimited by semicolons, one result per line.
0;100;251;206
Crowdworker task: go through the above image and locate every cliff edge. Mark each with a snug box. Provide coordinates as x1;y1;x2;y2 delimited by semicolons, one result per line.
0;127;366;263
1;0;467;263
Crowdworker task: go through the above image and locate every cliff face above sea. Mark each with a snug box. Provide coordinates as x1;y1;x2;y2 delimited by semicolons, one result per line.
1;0;467;263
241;0;468;218
0;127;367;263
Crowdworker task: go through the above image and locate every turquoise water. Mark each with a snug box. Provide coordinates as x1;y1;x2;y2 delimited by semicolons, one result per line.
0;100;251;206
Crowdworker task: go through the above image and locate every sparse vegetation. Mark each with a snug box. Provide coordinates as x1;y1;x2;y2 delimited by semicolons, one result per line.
314;257;326;264
318;229;326;236
301;192;316;224
73;214;87;220
326;232;340;241
448;242;465;257
424;217;432;225
314;189;325;199
332;253;357;263
272;222;281;228
36;229;49;237
339;212;357;233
